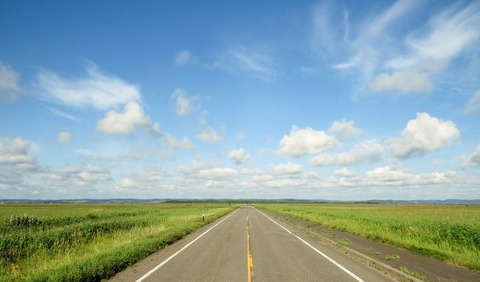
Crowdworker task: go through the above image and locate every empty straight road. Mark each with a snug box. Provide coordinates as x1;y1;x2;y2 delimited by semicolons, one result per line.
111;205;396;282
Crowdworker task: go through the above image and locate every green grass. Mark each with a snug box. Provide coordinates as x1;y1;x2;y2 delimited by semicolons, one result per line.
256;203;480;271
0;203;238;281
400;266;428;281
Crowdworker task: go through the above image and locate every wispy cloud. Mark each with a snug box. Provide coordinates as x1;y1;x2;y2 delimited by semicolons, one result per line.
466;90;480;115
196;126;221;144
405;1;480;64
57;131;72;145
336;0;420;84
459;145;480;168
35;63;140;110
174;50;197;66
162;134;195;151
311;0;421;89
45;106;78;121
0;62;20;102
171;88;193;117
364;0;419;38
311;0;480;95
213;46;281;81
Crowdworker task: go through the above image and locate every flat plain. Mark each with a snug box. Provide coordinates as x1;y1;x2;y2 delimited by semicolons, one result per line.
2;202;479;281
0;203;237;281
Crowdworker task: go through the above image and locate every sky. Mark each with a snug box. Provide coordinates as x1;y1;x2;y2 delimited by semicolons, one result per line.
1;0;480;200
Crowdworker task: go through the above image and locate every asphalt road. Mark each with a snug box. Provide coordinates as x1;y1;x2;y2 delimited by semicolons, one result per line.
111;205;396;282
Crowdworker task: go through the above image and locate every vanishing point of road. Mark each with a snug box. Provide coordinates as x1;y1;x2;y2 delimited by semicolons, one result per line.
111;205;397;282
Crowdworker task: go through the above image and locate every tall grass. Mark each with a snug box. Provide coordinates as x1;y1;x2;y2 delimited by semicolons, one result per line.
257;203;480;271
0;203;237;281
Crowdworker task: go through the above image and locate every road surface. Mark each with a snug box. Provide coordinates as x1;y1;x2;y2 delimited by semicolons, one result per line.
111;205;396;282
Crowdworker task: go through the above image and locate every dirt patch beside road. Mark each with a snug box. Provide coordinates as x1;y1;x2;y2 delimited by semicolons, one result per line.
261;208;480;282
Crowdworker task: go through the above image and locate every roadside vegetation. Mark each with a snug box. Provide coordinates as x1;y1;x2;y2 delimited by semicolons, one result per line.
0;203;237;281
256;203;480;271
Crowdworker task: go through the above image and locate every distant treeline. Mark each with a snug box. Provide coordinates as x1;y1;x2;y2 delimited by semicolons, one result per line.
1;198;479;205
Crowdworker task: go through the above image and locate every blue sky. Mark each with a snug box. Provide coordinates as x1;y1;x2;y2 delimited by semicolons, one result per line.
1;0;479;200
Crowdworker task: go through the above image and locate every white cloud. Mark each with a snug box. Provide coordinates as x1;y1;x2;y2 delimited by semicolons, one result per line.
365;164;412;184
162;134;195;151
78;166;111;182
47;165;111;187
333;168;357;178
466;90;480;114
196;126;221;144
0;62;20;102
327;120;361;141
389;112;460;158
321;163;459;190
277;126;339;158
35;63;140;110
228;148;250;165
197;167;237;179
75;148;101;161
311;140;384;166
459;145;480;168
271;162;302;175
118;177;136;188
58;131;72;145
96;102;160;136
178;159;213;175
0;138;46;192
0;137;38;166
369;71;433;93
115;167;172;192
363;164;451;187
172;88;193;116
174;50;196;66
249;167;319;189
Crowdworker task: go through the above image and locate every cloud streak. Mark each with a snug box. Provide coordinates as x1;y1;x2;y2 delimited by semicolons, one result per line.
312;0;480;95
35;63;140;110
466;90;480;114
213;47;281;81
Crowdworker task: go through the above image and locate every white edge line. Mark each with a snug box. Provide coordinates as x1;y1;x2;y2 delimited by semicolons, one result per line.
135;209;239;282
254;207;364;282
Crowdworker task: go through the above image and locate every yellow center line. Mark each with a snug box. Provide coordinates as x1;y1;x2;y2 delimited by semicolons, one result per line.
247;214;254;282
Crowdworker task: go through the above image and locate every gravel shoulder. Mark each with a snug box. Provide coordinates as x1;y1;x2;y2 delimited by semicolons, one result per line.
260;208;480;282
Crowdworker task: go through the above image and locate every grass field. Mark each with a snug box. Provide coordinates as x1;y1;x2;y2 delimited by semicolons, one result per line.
256;203;480;271
0;202;238;281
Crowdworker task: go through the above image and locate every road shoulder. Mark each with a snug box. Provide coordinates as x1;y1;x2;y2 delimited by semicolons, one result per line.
258;207;480;282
